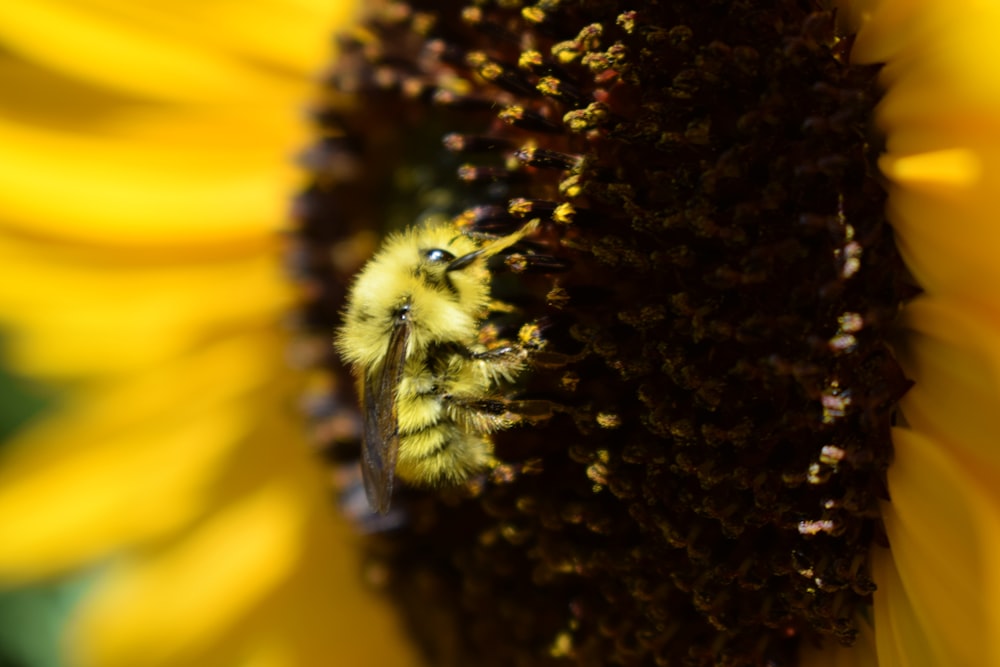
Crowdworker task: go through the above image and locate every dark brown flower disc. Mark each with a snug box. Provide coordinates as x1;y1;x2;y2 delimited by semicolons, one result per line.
294;1;914;665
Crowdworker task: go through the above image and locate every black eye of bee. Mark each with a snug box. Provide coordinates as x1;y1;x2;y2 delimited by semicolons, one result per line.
423;248;455;263
394;303;411;322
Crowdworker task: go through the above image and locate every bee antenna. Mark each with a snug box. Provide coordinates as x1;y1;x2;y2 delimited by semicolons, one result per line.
446;219;540;273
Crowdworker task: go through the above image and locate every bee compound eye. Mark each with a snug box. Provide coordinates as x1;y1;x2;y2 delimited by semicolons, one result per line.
423;248;456;263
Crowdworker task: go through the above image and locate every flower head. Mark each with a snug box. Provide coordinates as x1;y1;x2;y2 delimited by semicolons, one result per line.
2;0;999;666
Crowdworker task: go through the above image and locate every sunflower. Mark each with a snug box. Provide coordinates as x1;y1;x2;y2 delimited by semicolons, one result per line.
0;2;419;667
0;1;997;667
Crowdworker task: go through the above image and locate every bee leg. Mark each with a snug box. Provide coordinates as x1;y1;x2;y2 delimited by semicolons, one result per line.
467;345;524;361
474;344;535;379
503;252;572;275
434;340;520;361
487;299;519;314
502;399;558;423
530;350;580;367
449;397;509;415
446;396;559;425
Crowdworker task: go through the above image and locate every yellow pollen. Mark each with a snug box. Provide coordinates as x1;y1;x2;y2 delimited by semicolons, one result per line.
554;203;576;224
549;631;573;658
519;50;543;70
522;7;546;24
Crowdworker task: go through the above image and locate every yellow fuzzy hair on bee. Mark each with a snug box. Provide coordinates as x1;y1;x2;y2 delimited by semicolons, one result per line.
336;219;540;513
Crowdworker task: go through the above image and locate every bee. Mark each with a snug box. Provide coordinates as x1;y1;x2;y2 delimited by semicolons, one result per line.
336;219;542;513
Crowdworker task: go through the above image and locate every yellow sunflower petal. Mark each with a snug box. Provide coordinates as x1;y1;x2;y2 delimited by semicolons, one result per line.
854;0;1000;307
895;297;1000;477
0;234;295;379
871;543;942;667
844;0;925;66
72;479;307;666
0;331;286;578
0;0;351;104
0;0;426;662
847;1;1000;664
66;404;421;667
876;428;1000;666
0;117;304;246
0;0;352;246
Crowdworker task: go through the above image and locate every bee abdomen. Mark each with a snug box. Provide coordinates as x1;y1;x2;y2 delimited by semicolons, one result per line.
396;423;493;486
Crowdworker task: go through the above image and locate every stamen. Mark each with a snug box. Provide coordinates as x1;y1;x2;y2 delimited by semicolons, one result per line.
498;105;563;133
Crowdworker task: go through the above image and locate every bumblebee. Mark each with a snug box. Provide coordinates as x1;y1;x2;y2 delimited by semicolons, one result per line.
336;219;541;513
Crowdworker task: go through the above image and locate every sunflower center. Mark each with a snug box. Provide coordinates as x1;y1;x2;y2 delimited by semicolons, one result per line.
296;2;912;665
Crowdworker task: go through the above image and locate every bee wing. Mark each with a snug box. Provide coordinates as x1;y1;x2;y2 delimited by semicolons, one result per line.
361;317;410;514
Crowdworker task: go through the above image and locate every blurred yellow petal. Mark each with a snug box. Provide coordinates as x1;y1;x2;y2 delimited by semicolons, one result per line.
854;0;1000;308
0;118;302;246
0;0;356;246
846;0;934;67
895;297;1000;476
880;148;982;189
0;1;423;666
0;235;295;379
68;405;420;667
0;0;352;104
848;1;1000;664
72;476;307;666
91;0;350;75
876;428;1000;666
0;331;285;578
871;543;943;667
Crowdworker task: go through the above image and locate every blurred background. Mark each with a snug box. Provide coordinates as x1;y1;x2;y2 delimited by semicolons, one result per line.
0;3;420;666
0;365;64;667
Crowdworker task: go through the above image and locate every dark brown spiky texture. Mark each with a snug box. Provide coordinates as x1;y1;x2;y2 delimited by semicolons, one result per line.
293;1;913;665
